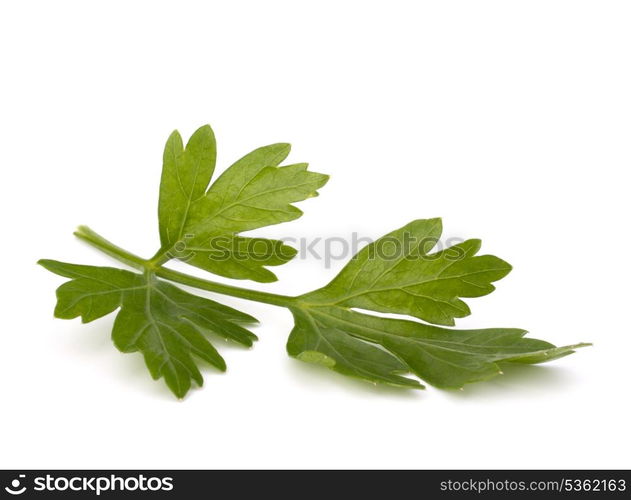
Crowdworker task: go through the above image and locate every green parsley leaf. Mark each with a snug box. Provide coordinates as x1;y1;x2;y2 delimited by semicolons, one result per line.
288;306;587;390
155;127;328;282
38;259;257;398
287;218;589;389
305;218;511;326
158;126;217;249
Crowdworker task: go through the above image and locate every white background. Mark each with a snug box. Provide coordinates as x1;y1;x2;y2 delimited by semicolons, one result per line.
1;1;629;469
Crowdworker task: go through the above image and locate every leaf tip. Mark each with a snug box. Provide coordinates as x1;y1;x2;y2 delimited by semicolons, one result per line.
407;217;443;236
37;259;60;274
316;172;330;189
256;271;280;283
192;123;214;137
466;238;483;254
281;244;299;260
168;128;182;140
573;342;592;349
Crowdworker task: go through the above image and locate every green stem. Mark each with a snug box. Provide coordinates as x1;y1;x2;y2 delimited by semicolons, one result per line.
74;226;147;270
147;247;172;268
155;267;295;307
75;226;297;308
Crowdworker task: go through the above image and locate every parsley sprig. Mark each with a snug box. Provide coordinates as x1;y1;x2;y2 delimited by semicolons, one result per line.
39;125;588;398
